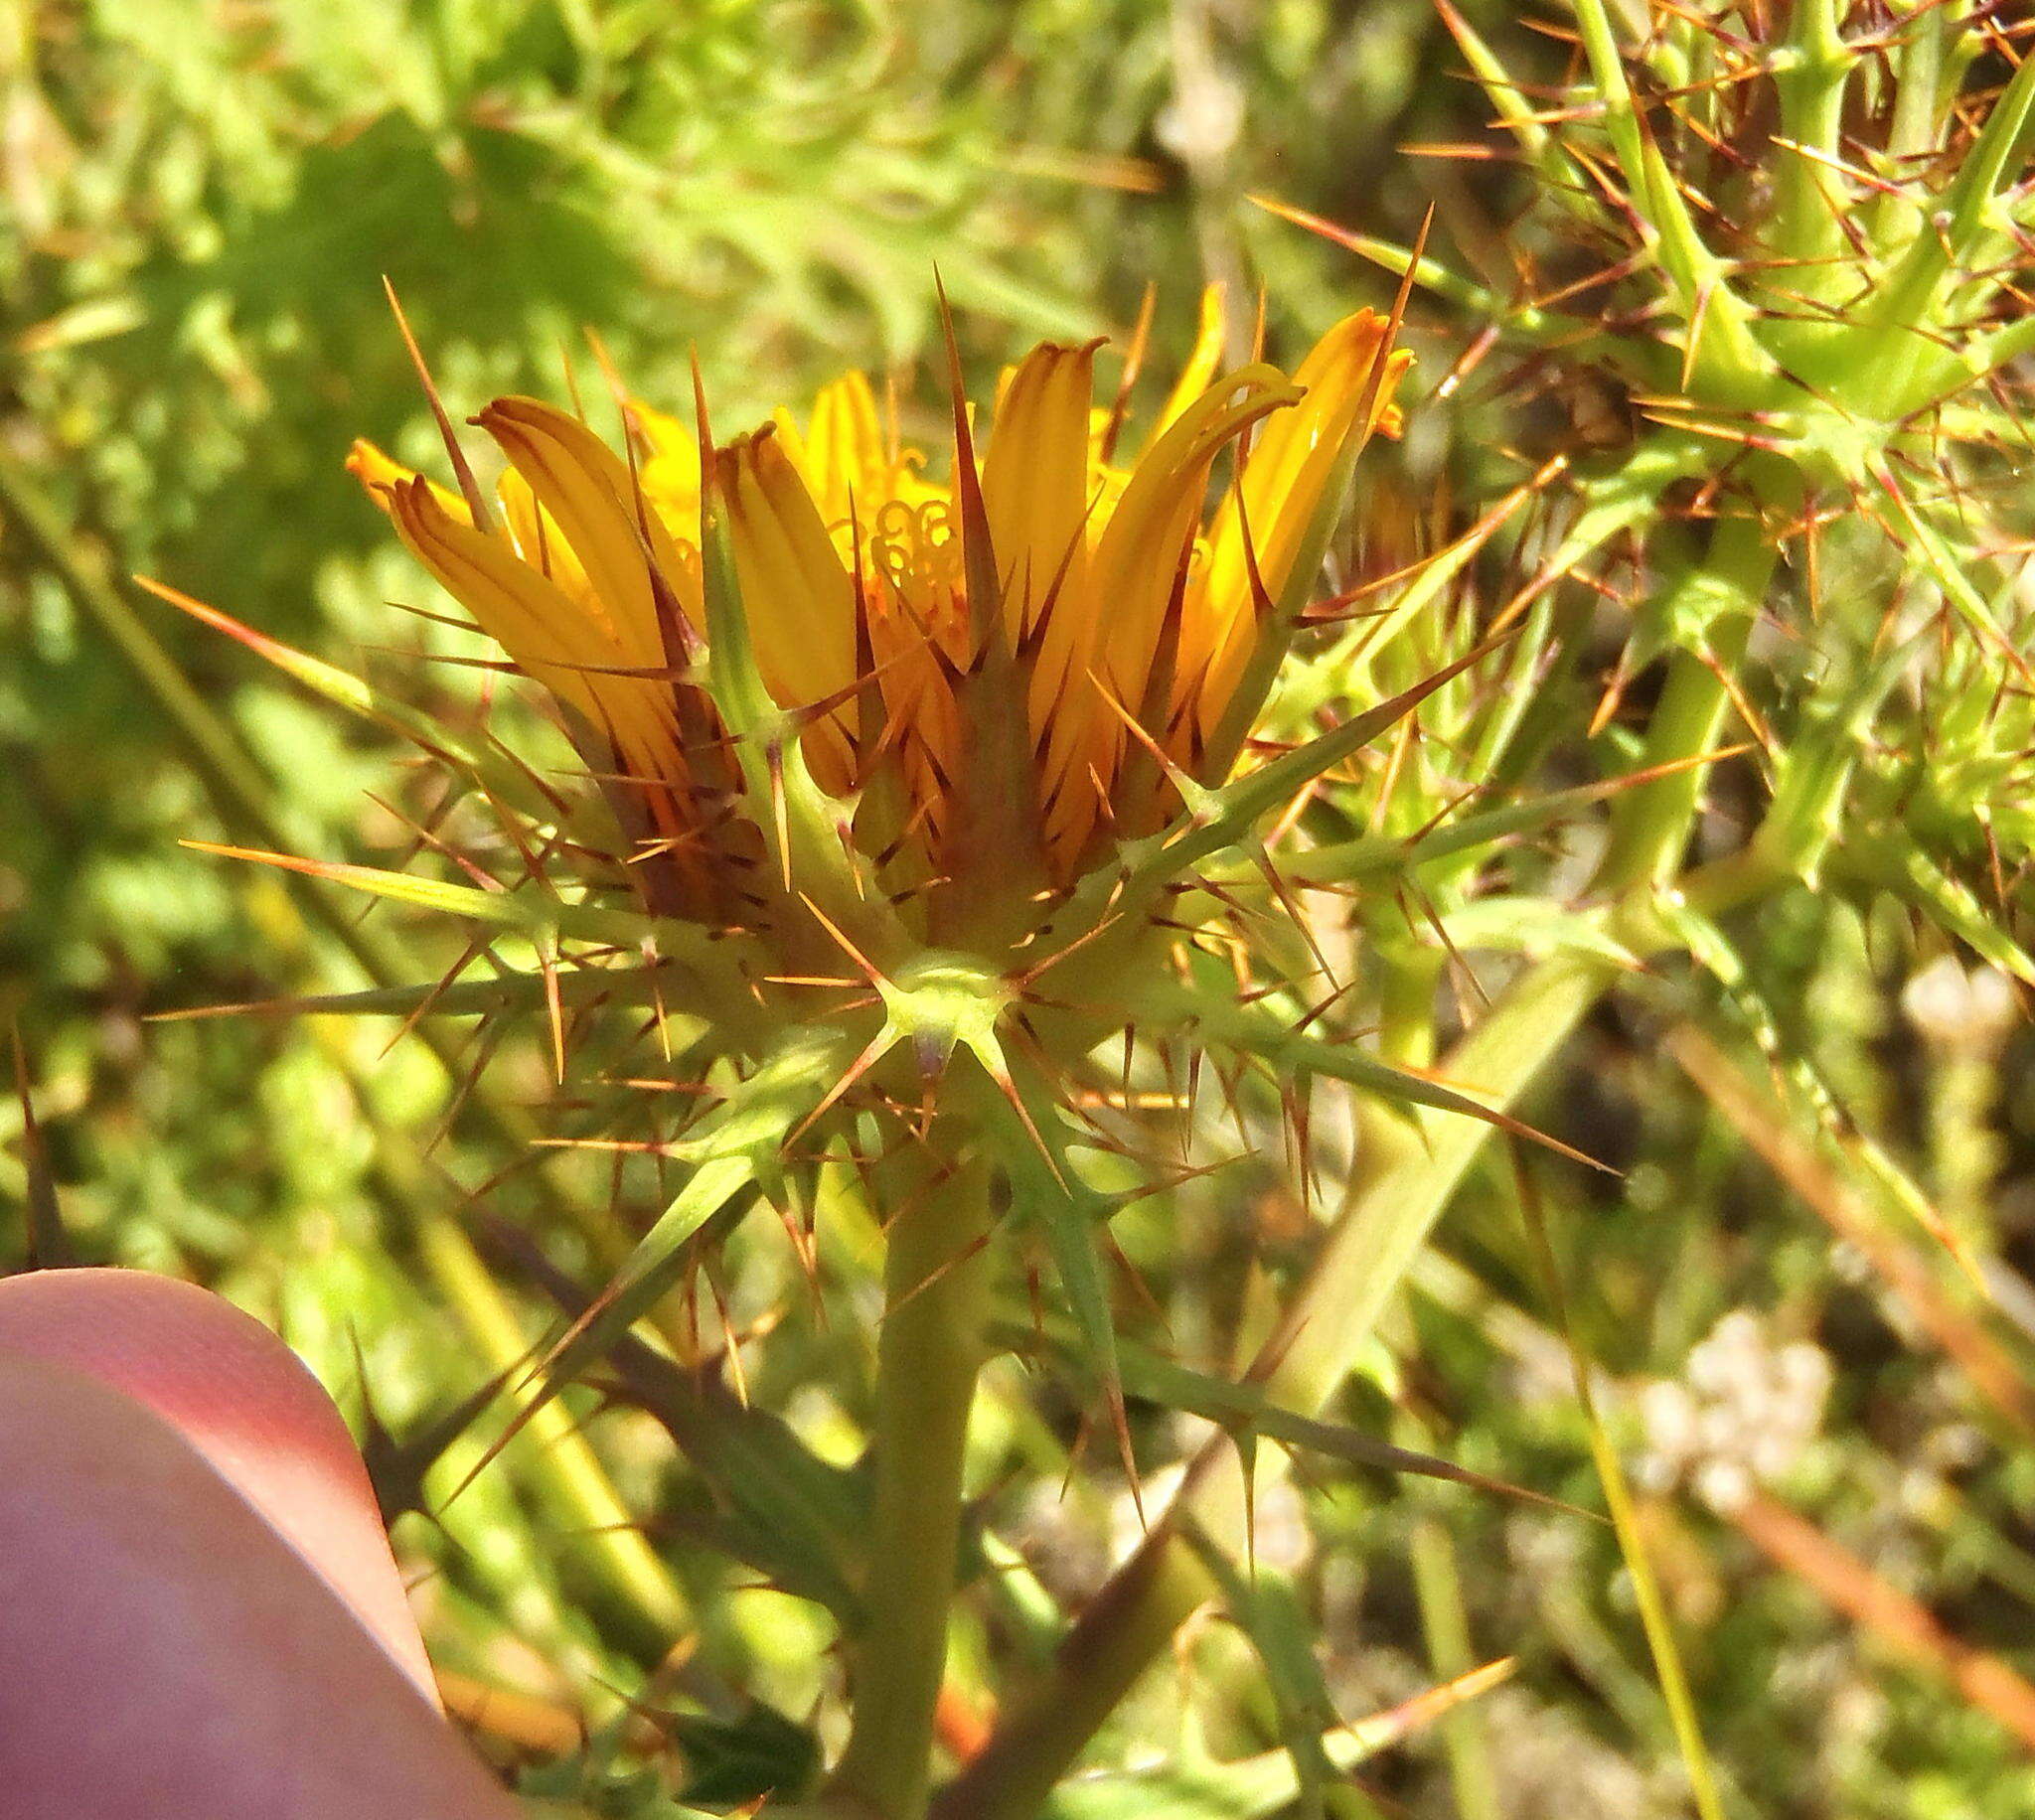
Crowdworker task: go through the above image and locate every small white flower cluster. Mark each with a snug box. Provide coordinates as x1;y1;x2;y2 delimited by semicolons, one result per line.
1636;1310;1832;1513
1156;63;1246;168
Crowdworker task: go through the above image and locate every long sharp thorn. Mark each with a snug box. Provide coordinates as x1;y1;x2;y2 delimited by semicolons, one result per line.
383;277;493;533
538;939;567;1082
1251;842;1339;993
935;269;1003;655
789;1027;896;1144
797;892;886;986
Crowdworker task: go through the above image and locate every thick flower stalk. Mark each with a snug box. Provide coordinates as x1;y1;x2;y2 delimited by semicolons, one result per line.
235;289;1495;1820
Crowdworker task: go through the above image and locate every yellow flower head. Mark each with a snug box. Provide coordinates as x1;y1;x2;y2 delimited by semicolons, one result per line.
350;289;1408;950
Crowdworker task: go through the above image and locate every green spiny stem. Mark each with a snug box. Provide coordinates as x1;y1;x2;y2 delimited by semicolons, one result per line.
1569;0;1772;399
1770;0;1852;288
1867;0;1951;255
1376;937;1444;1069
829;1148;996;1820
1595;496;1789;891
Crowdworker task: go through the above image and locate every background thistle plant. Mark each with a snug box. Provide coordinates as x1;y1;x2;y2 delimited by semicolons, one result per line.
14;5;2035;1819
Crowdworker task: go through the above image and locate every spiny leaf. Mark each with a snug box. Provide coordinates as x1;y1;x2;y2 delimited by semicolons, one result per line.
1834;835;2035;988
1038;631;1519;967
458;1030;847;1497
1626;526;1778;676
1866;39;2035;336
1652;900;1989;1287
181;841;664;949
1753;631;1921;886
1180;1542;1339;1820
357;1358;513;1532
1868;476;2035;689
1263;744;1750;890
930;278;1053;947
1569;0;1772;393
1768;0;1855;280
1331;454;1563;705
542;1032;841;1385
1158;632;1518;875
1131;979;1613;1175
148;952;737;1027
1433;0;1585;194
997;1316;1593;1520
673;1702;823;1807
1250;194;1553;342
135;577;562;823
484;1215;871;1620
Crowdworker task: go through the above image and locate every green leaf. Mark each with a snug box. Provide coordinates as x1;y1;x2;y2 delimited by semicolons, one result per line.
674;1702;823;1806
521;1028;849;1418
1753;631;1917;885
975;1059;1132;1467
1433;0;1588;197
1864;41;2035;336
1040;1661;1517;1820
489;1218;872;1618
1655;899;2000;1269
997;1316;1586;1518
1515;1162;1730;1820
1834;837;2035;988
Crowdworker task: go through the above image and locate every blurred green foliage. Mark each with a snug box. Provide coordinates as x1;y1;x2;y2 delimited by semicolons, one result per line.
13;5;2035;1819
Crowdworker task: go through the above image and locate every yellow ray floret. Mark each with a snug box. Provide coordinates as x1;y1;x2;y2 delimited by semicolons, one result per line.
351;288;1408;903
